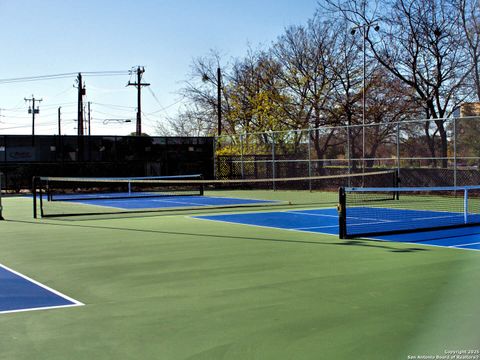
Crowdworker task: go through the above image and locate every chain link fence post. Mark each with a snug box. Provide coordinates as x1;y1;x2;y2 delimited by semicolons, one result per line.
240;133;245;179
271;131;276;190
213;136;217;180
453;117;457;187
308;128;312;191
396;122;401;180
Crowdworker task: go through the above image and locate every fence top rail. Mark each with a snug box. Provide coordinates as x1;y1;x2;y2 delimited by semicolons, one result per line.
225;156;476;163
344;185;480;192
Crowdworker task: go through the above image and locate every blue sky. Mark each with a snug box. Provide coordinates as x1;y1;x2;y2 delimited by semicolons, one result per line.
0;0;319;136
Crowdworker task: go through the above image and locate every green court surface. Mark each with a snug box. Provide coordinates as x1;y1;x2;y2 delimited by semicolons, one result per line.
0;194;479;360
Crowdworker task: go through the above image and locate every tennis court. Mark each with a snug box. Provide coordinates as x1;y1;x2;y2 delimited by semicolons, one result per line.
51;194;278;210
0;263;83;314
195;207;480;251
0;180;479;359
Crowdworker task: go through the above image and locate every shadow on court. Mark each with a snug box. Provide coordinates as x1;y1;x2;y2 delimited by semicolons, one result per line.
7;219;430;253
336;239;429;253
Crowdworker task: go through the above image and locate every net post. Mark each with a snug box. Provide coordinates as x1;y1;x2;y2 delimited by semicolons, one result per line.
46;181;50;201
0;172;4;221
200;175;204;196
394;169;400;200
338;187;347;239
39;178;44;218
464;188;468;224
32;176;38;219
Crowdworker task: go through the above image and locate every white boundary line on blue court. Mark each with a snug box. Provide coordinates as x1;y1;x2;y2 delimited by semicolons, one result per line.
454;241;480;247
61;195;280;211
366;236;480;252
285;210;338;218
450;241;480;250
191;213;339;237
0;263;84;315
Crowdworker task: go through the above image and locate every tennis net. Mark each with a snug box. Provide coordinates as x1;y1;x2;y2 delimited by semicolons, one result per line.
41;174;204;202
33;170;397;218
338;186;480;239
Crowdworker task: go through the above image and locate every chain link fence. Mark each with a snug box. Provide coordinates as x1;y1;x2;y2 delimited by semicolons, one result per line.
215;116;480;187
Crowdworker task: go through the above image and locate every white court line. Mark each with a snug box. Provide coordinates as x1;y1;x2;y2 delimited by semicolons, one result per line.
286;211;338;218
455;241;480;246
285;210;394;224
294;225;339;230
346;213;465;230
347;215;395;223
0;263;84;315
347;214;468;232
450;241;480;250
151;197;274;207
414;214;464;221
192;216;338;237
195;195;277;202
0;303;82;315
347;220;396;228
364;236;480;252
151;198;209;206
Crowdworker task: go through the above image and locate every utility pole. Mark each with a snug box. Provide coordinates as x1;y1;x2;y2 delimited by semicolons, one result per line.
217;67;222;136
76;73;86;136
57;106;62;161
58;107;61;136
127;66;150;136
202;67;222;136
24;95;42;146
76;73;86;161
88;101;91;136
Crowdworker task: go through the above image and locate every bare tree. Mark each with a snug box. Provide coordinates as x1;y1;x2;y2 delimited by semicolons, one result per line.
326;0;472;167
179;50;231;136
157;104;215;137
458;0;480;100
272;17;346;165
227;49;286;134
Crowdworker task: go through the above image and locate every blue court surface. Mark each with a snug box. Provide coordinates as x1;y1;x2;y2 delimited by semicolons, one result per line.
194;207;480;252
0;264;83;314
57;195;277;209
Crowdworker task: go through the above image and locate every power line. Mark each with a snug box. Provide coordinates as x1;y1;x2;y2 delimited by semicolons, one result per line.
0;73;78;84
92;102;136;110
0;122;57;130
41;102;77;109
82;71;130;76
92;109;132;117
145;95;186;115
0;70;129;85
